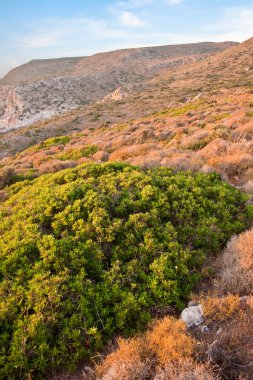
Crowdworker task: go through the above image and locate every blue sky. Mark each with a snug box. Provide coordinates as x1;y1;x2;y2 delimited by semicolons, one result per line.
0;0;252;77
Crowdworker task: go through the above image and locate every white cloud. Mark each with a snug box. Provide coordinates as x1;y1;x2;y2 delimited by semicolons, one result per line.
200;5;253;42
19;31;65;49
119;11;144;27
114;0;153;8
165;0;183;4
17;17;127;49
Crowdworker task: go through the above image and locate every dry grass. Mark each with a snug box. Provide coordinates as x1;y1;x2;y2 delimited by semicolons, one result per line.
200;309;253;380
216;229;253;295
96;299;253;380
154;359;220;380
37;159;77;175
0;167;16;189
146;317;194;365
96;337;152;380
96;316;195;379
201;294;240;321
0;189;7;202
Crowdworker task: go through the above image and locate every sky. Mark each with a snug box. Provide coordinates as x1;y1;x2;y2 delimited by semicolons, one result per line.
0;0;252;78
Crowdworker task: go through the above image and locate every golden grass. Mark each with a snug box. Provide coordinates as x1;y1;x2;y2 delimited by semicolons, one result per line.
216;229;253;295
146;317;194;365
96;337;151;380
96;316;195;379
201;295;240;321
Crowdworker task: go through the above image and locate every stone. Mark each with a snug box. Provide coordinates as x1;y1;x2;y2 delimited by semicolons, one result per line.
180;304;204;328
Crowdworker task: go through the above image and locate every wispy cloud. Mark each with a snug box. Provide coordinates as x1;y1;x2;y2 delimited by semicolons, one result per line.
165;0;184;4
201;5;253;42
17;17;127;49
119;11;145;26
114;0;153;8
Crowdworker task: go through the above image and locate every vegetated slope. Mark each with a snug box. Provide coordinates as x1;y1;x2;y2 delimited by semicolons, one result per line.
0;42;236;131
2;38;252;187
0;38;251;164
1;89;253;192
154;36;253;94
0;162;250;380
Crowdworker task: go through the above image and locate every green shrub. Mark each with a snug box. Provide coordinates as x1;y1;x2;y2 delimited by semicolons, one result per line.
186;140;209;151
22;136;71;154
57;145;98;160
169;101;203;117
214;113;230;121
40;135;71;147
0;163;250;379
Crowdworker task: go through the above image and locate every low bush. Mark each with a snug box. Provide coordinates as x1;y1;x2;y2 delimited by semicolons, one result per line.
96;316;218;380
96;337;151;380
57;145;98;160
146;317;194;364
201;295;240;321
0;167;16;189
0;162;250;379
40;136;71;148
216;229;253;294
22;136;71;154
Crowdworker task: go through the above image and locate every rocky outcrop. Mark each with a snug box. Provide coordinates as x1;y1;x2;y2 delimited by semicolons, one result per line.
98;87;129;104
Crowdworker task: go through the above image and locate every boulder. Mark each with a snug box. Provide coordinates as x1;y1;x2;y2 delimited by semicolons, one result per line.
180;304;204;328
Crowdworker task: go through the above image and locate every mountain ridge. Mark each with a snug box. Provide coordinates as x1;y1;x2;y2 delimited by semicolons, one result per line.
0;41;237;132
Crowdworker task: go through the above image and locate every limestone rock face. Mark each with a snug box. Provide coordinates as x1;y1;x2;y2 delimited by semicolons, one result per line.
180;304;204;328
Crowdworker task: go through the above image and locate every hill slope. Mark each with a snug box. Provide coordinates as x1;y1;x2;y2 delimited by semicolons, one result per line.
0;42;236;132
1;38;252;188
0;37;253;380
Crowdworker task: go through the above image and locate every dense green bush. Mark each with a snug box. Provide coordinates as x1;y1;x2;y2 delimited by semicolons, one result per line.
0;162;250;379
22;135;71;154
57;145;98;160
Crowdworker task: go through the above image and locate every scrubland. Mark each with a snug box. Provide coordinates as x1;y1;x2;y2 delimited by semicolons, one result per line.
0;38;253;379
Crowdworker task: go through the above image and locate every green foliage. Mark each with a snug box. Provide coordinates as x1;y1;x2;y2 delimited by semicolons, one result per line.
214;113;230;121
186;140;209;151
0;163;250;379
246;111;253;118
40;135;71;148
169;101;203;117
57;145;98;161
150;101;203;119
22;136;71;154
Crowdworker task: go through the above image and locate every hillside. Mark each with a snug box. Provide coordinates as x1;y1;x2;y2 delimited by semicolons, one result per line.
1;38;253;189
0;42;236;132
1;37;253;380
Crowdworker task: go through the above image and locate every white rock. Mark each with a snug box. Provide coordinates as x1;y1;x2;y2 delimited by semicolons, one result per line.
180;304;204;328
